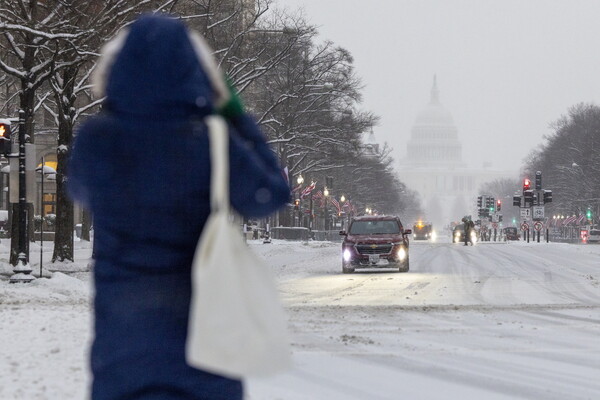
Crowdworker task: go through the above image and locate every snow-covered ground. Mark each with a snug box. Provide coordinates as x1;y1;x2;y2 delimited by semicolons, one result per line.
1;237;599;399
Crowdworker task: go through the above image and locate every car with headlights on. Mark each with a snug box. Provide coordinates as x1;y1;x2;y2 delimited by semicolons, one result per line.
452;224;465;243
412;221;433;240
588;229;600;244
339;215;412;273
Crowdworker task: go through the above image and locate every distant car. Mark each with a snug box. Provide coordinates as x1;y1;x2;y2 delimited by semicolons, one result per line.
588;229;600;244
452;224;465;243
339;215;412;273
503;227;520;241
412;221;433;240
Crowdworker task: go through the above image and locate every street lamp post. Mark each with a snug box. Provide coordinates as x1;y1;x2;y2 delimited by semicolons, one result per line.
324;187;330;232
296;174;304;227
340;194;346;230
10;110;33;283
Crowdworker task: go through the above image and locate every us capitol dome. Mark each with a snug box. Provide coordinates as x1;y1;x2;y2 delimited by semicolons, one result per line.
405;75;464;167
399;76;508;227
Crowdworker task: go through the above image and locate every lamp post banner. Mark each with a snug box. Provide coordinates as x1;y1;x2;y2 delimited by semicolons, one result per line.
8;143;35;203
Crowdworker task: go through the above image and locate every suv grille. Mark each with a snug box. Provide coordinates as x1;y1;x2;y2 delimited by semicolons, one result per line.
356;244;393;255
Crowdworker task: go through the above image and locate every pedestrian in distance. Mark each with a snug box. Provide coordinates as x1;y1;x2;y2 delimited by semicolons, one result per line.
67;14;290;400
462;216;469;246
462;216;475;246
468;219;476;245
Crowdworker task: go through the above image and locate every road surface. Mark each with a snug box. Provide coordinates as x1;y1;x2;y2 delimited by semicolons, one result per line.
249;239;600;400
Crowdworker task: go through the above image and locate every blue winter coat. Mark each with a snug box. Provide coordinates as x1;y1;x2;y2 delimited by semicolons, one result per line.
68;15;290;400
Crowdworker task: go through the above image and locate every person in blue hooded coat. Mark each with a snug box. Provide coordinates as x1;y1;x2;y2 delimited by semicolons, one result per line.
67;14;290;400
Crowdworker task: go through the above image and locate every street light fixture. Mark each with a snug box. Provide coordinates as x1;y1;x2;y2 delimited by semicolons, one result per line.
297;174;304;185
340;194;346;203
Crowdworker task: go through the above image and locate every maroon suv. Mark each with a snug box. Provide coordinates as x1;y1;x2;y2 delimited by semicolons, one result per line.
339;215;412;273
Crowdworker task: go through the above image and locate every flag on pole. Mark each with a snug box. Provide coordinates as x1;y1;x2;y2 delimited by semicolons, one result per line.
313;190;326;207
300;181;316;199
330;198;341;214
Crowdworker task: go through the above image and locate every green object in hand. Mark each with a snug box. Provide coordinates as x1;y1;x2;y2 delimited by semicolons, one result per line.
218;76;244;120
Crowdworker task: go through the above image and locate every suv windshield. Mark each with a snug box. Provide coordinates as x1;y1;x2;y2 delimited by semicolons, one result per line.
590;230;600;235
349;220;400;235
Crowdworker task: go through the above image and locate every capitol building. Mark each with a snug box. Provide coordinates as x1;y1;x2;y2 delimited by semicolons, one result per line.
399;76;509;226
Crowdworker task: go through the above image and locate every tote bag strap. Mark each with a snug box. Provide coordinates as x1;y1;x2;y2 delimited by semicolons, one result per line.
205;116;229;212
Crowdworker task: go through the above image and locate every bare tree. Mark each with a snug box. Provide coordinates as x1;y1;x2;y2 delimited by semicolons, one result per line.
524;103;600;224
0;0;83;264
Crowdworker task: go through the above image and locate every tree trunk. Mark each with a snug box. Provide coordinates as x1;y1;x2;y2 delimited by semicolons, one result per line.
81;208;92;242
52;163;73;262
51;67;76;263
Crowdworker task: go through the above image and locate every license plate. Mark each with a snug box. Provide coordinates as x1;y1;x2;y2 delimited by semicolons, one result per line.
369;254;380;263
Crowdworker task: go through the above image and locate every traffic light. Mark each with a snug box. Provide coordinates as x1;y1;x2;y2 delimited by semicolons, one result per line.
543;190;552;204
513;195;521;207
488;197;495;212
524;190;534;206
523;178;531;192
477;196;483;208
535;171;542;190
0;121;11;156
294;198;300;210
496;199;502;212
587;208;592;220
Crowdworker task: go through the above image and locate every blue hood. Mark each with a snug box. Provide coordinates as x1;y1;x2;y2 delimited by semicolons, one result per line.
104;14;215;118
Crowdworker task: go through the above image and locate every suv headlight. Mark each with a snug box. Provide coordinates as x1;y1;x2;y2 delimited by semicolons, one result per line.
397;247;407;261
343;248;352;262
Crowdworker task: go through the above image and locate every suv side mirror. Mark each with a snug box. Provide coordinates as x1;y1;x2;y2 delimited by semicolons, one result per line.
403;229;412;235
339;230;347;236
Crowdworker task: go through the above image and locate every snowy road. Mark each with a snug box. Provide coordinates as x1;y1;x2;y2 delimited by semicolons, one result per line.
249;239;600;400
1;239;599;399
274;240;600;307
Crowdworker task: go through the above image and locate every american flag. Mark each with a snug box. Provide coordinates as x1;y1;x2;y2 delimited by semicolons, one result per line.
291;184;303;193
312;190;326;207
300;181;316;199
343;200;356;213
330;198;341;214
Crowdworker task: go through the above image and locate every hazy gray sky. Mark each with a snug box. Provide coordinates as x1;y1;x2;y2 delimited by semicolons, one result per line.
277;0;600;171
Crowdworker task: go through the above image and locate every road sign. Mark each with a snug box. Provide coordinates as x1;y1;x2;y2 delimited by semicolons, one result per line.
534;221;543;231
520;208;531;218
532;206;545;220
521;222;529;231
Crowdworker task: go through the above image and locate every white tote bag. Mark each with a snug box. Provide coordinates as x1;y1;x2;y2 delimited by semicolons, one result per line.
186;115;291;379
